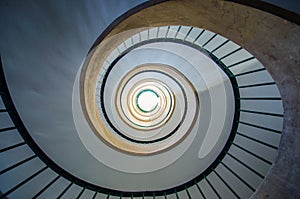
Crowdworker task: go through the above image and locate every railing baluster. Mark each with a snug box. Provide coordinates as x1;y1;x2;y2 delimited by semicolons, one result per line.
205;176;221;198
239;109;283;117
116;47;121;55
32;175;60;199
234;68;265;77
164;26;171;38
106;193;110;199
219;47;242;60
228;152;264;178
0;154;37;175
202;33;217;47
156;27;160;39
130;36;134;45
138;32;141;42
211;39;230;53
239;97;281;100
76;187;85;199
232;143;272;165
57;182;73;199
0;126;16;133
174;26;182;39
185;186;192;199
183;27;193;41
239;121;282;134
123;41;127;50
237;132;278;150
164;192;167;199
227;57;255;68
221;162;255;191
192;29;205;44
238;82;275;88
0;142;26;153
195;181;206;199
173;191;178;199
212;169;240;198
1;166;47;198
92;191;98;199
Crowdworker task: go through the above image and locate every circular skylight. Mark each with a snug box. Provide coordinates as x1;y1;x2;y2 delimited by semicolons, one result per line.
136;89;159;113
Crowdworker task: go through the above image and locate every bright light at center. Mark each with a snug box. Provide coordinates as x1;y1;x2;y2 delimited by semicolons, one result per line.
137;90;159;112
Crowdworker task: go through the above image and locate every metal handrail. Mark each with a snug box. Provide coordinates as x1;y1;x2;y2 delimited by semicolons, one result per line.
0;25;283;198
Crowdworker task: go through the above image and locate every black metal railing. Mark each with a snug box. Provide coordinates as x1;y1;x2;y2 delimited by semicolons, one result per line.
0;25;283;198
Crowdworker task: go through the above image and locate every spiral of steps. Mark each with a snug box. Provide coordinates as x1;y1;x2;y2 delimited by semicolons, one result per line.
0;1;299;199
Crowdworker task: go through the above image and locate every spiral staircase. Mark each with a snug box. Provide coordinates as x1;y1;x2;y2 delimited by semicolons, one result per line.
0;1;299;199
